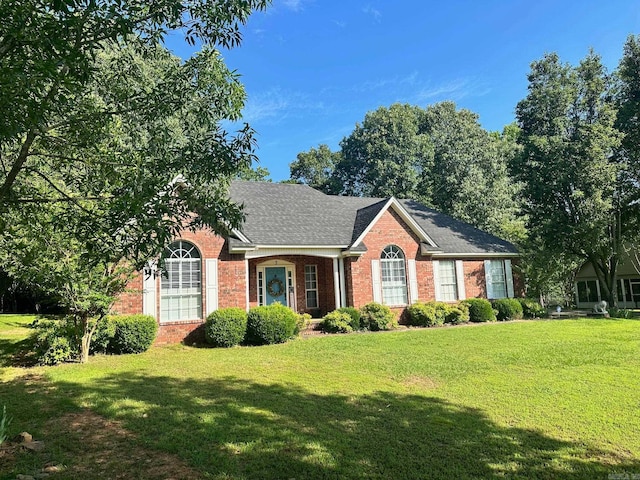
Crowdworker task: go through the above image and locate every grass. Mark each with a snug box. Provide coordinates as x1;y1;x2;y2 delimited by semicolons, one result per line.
1;315;639;479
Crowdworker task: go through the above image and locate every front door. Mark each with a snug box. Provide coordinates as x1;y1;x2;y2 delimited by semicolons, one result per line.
265;267;287;306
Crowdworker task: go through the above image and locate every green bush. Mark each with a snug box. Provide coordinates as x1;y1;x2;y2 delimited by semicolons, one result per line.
492;298;524;321
609;307;634;319
205;308;248;348
320;311;354;333
294;312;312;335
517;298;546;319
406;302;443;327
337;307;361;330
90;316;117;354
359;302;396;331
245;303;298;345
31;316;79;365
445;302;470;324
462;298;497;323
110;314;158;354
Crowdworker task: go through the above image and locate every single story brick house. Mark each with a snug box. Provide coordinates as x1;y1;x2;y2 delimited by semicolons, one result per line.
114;180;520;343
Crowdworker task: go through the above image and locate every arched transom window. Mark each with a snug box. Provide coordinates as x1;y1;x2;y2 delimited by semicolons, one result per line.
380;245;408;305
160;240;202;322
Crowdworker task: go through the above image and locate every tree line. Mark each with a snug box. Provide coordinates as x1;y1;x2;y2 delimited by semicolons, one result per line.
289;35;640;307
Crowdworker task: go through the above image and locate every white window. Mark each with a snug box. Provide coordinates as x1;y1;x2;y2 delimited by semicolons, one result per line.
160;241;202;322
438;260;458;301
380;245;408;306
305;265;318;309
485;259;514;299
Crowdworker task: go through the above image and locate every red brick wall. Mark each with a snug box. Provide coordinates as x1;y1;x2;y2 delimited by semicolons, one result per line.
462;260;487;298
348;208;433;308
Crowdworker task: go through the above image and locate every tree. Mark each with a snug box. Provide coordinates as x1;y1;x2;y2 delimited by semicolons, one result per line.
0;1;270;360
236;165;272;182
333;104;433;198
289;144;341;193
514;51;630;306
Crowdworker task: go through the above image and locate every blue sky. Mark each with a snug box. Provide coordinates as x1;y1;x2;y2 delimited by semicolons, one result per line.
169;0;640;181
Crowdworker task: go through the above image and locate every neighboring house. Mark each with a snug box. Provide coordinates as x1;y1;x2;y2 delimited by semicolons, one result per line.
114;180;520;343
575;252;640;309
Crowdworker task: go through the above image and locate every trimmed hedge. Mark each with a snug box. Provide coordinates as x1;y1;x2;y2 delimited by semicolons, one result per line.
111;314;158;354
492;298;524;321
31;316;79;365
90;316;117;354
294;313;312;335
518;298;546;319
444;302;470;325
462;298;497;323
337;307;361;331
245;303;298;345
205;308;248;348
359;302;396;331
320;311;353;333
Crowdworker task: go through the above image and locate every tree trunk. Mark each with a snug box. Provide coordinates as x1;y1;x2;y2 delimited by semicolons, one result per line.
79;314;102;363
591;256;619;308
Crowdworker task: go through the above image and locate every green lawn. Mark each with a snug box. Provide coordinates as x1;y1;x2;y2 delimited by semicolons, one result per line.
1;315;639;479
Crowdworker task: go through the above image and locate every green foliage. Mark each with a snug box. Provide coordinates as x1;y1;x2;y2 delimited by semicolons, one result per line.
294;313;312;335
518;298;546;319
407;301;470;327
359;302;396;331
31;317;79;365
110;315;158;354
320;311;354;334
445;302;470;325
205;308;248;348
337;307;361;331
609;307;634;319
462;299;497;323
492;298;524;321
289;144;342;193
90;317;117;354
0;405;11;446
245;303;298;345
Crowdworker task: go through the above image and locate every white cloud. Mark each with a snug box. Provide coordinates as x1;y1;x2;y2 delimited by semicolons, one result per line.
362;4;382;22
241;88;329;124
279;0;310;12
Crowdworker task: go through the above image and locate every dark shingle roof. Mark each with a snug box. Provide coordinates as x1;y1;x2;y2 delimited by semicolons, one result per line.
228;180;517;255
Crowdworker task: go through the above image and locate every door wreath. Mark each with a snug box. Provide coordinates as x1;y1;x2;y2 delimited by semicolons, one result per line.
267;277;285;297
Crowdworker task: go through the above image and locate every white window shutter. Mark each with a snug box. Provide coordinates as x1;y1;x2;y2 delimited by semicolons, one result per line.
407;259;419;304
371;260;382;303
484;260;495;299
143;264;157;319
455;260;466;300
206;259;219;315
505;259;514;298
432;260;442;301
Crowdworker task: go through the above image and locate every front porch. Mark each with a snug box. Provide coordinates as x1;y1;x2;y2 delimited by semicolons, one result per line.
246;255;346;316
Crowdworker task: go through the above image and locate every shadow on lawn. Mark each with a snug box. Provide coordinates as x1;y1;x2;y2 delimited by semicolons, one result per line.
2;372;639;480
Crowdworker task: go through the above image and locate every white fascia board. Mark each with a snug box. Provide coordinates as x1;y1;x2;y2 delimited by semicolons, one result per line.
232;228;251;244
245;247;344;259
350;197;438;249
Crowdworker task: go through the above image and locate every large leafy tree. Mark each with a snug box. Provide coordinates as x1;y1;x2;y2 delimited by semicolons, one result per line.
0;1;270;361
289;144;342;193
514;51;631;306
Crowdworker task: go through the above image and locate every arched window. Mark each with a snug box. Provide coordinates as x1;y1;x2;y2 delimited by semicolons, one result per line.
160;240;202;322
380;245;408;305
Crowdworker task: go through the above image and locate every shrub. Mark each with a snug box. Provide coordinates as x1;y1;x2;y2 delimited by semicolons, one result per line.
320;311;354;333
90;316;117;354
31;316;79;365
407;302;441;327
294;312;312;335
492;298;524;321
517;298;546;319
462;298;497;323
110;315;158;354
609;307;634;319
337;307;361;330
205;308;248;348
245;303;298;345
445;302;470;325
359;302;396;331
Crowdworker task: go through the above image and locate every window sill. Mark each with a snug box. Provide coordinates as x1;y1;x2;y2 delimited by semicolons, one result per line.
158;319;204;326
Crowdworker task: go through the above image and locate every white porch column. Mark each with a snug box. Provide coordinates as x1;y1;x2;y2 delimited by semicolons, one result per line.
245;258;250;312
333;257;341;309
339;257;346;308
